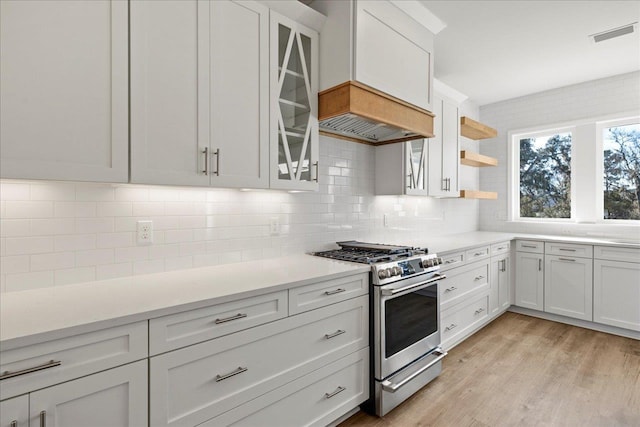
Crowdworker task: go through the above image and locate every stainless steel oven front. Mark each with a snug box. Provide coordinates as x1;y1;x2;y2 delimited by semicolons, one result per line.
373;272;447;415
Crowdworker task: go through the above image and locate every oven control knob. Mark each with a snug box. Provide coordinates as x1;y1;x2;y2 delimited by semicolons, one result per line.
424;259;434;268
378;269;389;279
392;266;402;276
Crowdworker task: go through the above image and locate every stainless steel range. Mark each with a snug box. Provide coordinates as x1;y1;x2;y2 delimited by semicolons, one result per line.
314;241;447;416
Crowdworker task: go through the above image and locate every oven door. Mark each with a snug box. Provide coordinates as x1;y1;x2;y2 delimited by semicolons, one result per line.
374;273;443;380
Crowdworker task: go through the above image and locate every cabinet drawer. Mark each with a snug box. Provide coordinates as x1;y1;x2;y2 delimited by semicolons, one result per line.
466;246;490;262
516;240;544;253
545;242;592;258
200;348;369;427
0;321;147;400
491;241;511;255
440;251;465;269
150;296;368;427
289;273;368;315
440;260;490;311
594;245;640;263
441;293;489;349
149;290;288;355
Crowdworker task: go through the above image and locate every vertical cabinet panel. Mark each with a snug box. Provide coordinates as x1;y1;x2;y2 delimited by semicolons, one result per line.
0;0;128;182
490;255;510;316
594;259;640;331
270;12;319;191
29;361;148;427
211;0;269;188
544;255;593;321
130;0;210;186
515;252;544;311
0;395;28;427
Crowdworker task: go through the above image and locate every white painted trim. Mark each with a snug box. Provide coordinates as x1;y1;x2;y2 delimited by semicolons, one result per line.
260;0;326;31
390;0;446;34
434;78;468;104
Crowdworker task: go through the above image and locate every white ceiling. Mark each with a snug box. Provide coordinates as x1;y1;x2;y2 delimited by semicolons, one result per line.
420;1;640;106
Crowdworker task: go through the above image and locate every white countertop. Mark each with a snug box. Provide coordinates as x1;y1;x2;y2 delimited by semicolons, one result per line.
0;254;369;349
2;232;638;349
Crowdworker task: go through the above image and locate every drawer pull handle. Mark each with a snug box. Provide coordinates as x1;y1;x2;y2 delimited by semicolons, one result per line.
444;286;457;293
559;257;576;262
39;411;46;427
445;324;457;331
214;313;247;324
324;386;346;399
215;366;247;382
0;360;61;381
325;329;346;340
522;244;537;248
559;248;576;252
202;147;209;175
474;252;485;256
324;288;346;296
474;275;485;281
445;259;459;264
475;308;485;315
539;259;542;271
496;246;506;251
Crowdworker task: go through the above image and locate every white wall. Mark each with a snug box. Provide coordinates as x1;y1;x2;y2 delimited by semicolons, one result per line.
479;71;640;238
0;101;480;293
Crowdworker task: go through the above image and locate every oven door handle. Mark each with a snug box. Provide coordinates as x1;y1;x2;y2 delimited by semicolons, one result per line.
381;349;447;393
380;273;445;296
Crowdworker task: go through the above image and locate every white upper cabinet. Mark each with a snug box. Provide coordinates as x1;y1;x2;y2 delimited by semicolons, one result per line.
0;0;128;182
312;0;434;111
270;12;319;191
131;0;269;188
428;95;460;197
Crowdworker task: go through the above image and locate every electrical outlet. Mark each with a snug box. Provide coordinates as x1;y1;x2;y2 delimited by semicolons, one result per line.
269;217;280;235
137;220;153;245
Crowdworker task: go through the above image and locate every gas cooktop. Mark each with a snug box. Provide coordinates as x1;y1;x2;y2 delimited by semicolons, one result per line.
312;241;428;264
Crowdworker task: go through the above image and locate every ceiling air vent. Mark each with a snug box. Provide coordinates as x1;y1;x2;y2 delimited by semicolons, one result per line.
590;22;637;43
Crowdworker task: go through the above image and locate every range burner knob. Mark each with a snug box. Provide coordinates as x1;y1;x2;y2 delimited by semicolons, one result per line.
423;259;433;268
437;257;443;265
392;266;402;276
378;269;390;279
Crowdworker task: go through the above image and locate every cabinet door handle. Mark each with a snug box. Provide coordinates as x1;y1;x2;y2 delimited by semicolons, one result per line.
0;360;61;381
202;147;209;175
538;259;542;271
314;161;319;182
444;259;459;264
10;421;17;427
324;288;345;296
441;178;447;191
324;386;346;399
215;366;247;382
559;257;576;262
559;248;576;252
475;308;485;315
214;313;247;324
214;148;220;176
444;286;457;293
474;275;485;281
445;324;457;331
501;259;507;272
39;411;46;427
324;329;346;340
474;252;485;256
522;244;537;248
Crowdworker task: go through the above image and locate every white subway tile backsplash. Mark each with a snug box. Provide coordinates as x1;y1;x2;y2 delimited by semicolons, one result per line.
76;249;114;267
114;246;149;263
5;271;54;292
5;237;54;255
5;201;53;218
97;232;134;249
133;259;164;275
55;202;96;218
0;219;30;237
0;183;30;200
30;252;74;271
54;234;96;252
31;219;75;236
96;262;132;280
30;183;75;201
75;218;115;234
0;255;30;274
97;202;133;217
54;267;96;286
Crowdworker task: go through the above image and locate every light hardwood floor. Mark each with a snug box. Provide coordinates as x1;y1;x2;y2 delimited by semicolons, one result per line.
340;312;640;427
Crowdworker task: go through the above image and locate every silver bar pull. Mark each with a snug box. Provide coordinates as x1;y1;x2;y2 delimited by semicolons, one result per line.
381;349;447;393
538;259;542;271
324;386;346;399
559;248;576;252
10;421;17;427
474;252;485;256
40;411;46;427
501;259;507;272
202;147;209;175
1;360;61;381
522;244;537;248
445;324;457;331
442;178;447;191
324;288;345;296
214;313;247;324
475;308;485;315
381;273;445;296
559;257;576;262
214;149;220;176
324;329;346;340
215;366;247;382
314;161;319;182
474;275;485;281
444;286;457;293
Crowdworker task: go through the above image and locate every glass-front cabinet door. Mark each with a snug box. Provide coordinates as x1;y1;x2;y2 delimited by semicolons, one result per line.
405;139;429;195
270;11;319;191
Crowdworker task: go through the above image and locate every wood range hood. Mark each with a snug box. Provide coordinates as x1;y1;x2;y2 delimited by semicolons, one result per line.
318;81;435;145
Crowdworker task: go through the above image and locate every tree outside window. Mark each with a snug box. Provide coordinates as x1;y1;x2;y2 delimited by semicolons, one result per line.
603;123;640;220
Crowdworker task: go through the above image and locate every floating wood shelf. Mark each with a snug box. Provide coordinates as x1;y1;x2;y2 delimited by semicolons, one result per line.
460;151;498;167
460;190;498;200
460;117;497;140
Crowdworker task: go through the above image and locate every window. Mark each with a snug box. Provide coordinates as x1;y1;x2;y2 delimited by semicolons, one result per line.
509;114;639;224
602;122;640;220
519;131;572;219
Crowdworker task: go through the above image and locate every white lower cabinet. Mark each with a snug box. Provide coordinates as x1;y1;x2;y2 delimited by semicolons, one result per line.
544;255;593;321
441;293;489;350
490;254;510;316
200;348;369;427
515;251;544;310
0;395;28;427
594;258;640;331
150;295;369;427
